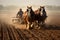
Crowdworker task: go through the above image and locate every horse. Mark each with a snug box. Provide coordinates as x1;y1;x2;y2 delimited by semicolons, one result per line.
39;6;47;25
22;6;41;29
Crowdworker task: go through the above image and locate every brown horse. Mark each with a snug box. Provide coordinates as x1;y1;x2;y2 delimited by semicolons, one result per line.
22;11;30;29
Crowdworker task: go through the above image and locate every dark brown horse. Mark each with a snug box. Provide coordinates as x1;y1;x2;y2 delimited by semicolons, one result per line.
39;6;47;25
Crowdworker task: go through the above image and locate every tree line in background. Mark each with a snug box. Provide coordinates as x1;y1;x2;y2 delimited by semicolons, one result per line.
0;5;18;10
0;5;60;10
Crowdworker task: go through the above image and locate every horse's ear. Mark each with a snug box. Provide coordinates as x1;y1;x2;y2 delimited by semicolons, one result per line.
44;6;45;8
42;6;45;9
31;6;32;8
27;6;29;8
40;6;42;8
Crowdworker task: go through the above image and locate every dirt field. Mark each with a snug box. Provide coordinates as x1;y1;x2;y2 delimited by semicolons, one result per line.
0;21;60;40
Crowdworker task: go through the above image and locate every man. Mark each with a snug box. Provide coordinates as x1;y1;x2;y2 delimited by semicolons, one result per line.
17;8;23;24
17;8;23;18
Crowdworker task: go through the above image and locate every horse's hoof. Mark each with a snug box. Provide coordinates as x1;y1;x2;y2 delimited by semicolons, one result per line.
29;27;33;30
26;28;29;29
38;27;41;29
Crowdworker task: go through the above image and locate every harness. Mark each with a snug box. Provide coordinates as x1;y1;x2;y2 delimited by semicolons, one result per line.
27;9;31;17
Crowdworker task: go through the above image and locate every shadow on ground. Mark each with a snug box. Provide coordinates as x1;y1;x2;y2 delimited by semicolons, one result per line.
40;24;60;30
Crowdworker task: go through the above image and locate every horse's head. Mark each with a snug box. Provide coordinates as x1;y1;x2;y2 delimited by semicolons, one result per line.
40;6;45;11
35;9;40;14
27;6;32;12
26;6;34;17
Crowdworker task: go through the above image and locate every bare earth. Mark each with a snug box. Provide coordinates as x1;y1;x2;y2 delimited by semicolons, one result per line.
0;22;60;40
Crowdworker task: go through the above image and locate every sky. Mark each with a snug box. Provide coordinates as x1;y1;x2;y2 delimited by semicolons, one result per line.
0;0;60;6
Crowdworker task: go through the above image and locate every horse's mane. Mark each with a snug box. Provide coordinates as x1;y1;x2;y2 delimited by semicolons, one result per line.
34;9;41;15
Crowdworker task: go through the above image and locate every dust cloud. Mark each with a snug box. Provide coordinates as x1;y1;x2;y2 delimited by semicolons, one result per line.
0;10;18;25
0;8;60;26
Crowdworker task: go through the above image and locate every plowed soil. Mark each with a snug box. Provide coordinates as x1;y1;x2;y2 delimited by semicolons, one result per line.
0;22;60;40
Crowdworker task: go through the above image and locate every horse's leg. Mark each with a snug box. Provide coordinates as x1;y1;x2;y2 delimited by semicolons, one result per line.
25;21;27;28
25;20;29;29
38;20;41;29
42;19;45;25
26;21;31;29
32;21;38;29
31;22;35;28
38;20;41;26
26;22;32;29
26;23;28;29
29;22;34;29
29;22;31;29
